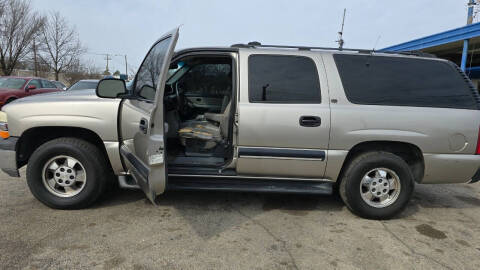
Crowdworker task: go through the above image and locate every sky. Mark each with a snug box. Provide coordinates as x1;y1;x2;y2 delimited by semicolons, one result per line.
30;0;475;74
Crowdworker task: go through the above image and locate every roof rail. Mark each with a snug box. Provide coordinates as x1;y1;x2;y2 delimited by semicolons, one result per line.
230;42;437;58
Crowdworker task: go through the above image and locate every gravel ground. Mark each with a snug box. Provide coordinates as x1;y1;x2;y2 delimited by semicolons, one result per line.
1;168;480;270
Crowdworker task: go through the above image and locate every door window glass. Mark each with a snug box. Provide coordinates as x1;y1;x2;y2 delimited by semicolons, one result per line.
41;80;56;88
134;37;172;100
248;55;321;103
27;79;42;90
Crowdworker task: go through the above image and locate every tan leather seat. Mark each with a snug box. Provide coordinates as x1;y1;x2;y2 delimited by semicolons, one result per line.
178;96;231;150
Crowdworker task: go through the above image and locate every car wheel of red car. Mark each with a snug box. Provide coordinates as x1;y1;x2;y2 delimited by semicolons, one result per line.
5;98;16;104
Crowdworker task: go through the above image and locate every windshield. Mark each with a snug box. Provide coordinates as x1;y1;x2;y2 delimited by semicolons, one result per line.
68;81;98;91
0;78;27;89
53;81;65;89
166;62;189;85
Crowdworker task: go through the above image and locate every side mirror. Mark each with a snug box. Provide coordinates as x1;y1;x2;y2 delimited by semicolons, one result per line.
96;78;127;99
26;85;36;92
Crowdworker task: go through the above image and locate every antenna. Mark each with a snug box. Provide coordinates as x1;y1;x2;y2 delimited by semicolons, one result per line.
372;35;382;52
336;8;347;49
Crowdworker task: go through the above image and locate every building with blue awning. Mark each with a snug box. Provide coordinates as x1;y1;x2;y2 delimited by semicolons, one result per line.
381;3;480;88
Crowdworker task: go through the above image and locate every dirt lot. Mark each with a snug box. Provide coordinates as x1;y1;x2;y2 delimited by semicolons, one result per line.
1;168;480;270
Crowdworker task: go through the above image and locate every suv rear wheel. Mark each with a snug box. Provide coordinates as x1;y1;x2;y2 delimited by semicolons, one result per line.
26;138;110;209
339;151;415;219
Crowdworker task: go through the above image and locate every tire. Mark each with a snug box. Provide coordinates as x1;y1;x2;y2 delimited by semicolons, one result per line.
5;98;16;105
26;137;110;209
339;151;415;220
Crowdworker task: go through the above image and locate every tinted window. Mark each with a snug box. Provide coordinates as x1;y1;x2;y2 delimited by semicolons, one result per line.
27;79;41;89
334;54;478;110
248;55;321;103
180;63;231;97
134;37;172;100
0;78;26;89
68;81;98;91
41;80;56;88
53;81;66;89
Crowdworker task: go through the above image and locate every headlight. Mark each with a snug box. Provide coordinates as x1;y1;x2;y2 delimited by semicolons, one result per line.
0;111;9;139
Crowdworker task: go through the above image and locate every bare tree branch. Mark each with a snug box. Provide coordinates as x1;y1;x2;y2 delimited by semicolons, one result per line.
0;0;45;76
40;11;85;81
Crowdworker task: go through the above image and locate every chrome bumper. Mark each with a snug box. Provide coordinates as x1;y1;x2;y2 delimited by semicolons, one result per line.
0;137;19;177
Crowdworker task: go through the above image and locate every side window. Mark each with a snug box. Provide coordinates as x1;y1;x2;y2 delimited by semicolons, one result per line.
134;37;172;100
333;54;478;110
27;79;42;90
41;80;56;88
180;63;231;97
248;55;321;103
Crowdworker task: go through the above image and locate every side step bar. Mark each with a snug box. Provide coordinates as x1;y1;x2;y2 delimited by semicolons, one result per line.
167;176;333;195
118;175;141;190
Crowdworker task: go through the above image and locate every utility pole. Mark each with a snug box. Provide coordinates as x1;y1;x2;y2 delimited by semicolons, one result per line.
336;9;347;49
124;55;128;77
114;54;128;77
32;39;38;77
104;54;112;73
461;0;477;71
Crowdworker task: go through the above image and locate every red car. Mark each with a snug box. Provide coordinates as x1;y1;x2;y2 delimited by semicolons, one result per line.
0;77;62;109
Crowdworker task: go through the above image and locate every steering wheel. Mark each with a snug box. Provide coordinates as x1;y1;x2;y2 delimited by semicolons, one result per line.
174;83;192;116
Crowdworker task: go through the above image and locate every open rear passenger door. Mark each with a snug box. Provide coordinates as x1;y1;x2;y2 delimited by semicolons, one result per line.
119;28;179;203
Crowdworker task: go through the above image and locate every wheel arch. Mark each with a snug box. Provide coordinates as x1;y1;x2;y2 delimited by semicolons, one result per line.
16;126;112;171
337;141;425;184
5;96;18;103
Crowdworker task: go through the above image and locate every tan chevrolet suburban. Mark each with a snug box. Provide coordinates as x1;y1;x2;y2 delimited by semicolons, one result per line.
1;28;480;219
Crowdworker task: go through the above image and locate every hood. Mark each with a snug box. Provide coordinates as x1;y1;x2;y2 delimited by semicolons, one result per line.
12;89;98;103
2;88;121;138
2;88;120;117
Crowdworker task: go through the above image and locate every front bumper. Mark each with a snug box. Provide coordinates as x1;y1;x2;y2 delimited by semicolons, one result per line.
0;137;19;177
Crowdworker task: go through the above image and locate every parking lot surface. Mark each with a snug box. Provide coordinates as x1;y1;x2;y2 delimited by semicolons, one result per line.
1;169;480;270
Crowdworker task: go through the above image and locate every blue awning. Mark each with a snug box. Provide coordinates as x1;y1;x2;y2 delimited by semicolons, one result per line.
381;22;480;52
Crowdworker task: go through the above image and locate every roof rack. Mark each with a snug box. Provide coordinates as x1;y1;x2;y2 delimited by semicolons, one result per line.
230;42;436;58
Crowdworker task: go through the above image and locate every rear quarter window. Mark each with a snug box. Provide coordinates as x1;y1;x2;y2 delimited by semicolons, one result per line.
333;54;479;110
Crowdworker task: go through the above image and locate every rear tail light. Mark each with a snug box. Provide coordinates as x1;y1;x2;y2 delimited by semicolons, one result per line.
0;122;8;139
476;126;480;155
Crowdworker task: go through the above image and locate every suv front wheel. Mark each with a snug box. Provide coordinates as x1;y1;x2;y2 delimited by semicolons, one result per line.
27;137;110;209
339;151;415;219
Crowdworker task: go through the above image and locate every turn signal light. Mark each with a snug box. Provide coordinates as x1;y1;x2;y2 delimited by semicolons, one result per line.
0;122;8;139
0;130;8;139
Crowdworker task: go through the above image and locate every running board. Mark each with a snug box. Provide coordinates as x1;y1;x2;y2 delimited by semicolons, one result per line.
118;175;141;190
167;177;333;195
